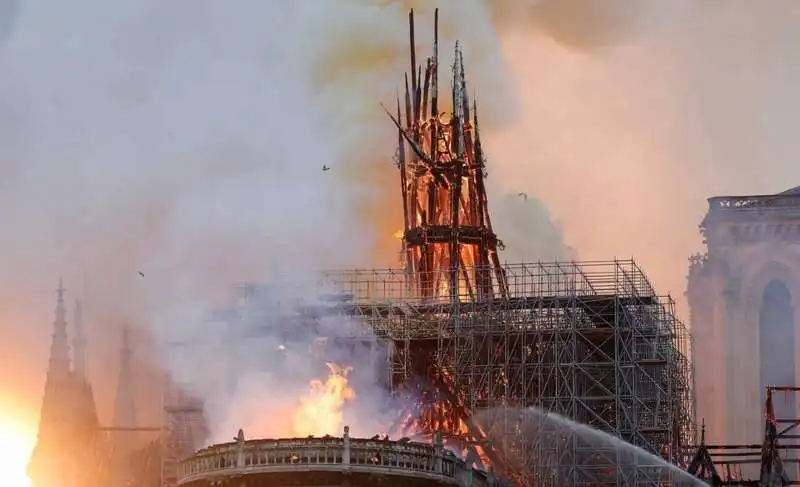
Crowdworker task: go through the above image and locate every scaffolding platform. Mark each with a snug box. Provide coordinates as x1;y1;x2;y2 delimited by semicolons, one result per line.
202;260;693;486
314;259;695;486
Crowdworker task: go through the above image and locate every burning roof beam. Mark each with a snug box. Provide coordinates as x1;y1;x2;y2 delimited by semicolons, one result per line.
388;8;508;303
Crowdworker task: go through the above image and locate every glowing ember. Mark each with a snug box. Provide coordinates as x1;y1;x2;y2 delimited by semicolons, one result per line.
392;229;404;240
292;363;355;436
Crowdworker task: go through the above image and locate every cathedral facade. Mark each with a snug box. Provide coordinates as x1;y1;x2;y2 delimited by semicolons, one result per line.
687;186;800;445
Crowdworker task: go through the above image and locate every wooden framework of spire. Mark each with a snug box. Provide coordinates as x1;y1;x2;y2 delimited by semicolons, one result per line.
384;8;508;302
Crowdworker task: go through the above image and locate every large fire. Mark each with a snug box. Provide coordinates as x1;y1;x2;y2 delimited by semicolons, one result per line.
292;363;355;437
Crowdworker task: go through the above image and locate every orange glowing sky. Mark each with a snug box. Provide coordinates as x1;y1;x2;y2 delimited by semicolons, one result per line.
0;396;36;487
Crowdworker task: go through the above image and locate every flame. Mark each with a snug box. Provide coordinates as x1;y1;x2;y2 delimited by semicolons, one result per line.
392;369;501;473
292;363;355;437
392;229;404;240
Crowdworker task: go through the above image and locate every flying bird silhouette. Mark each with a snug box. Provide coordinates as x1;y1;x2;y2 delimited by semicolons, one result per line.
322;165;330;172
138;271;145;278
517;192;528;201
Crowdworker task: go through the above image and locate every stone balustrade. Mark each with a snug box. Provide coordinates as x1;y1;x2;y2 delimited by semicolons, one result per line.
708;195;800;213
178;427;504;486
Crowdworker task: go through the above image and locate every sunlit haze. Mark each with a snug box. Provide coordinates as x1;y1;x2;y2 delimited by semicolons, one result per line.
0;415;35;487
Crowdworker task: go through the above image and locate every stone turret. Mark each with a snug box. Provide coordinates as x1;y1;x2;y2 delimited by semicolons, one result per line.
28;282;101;487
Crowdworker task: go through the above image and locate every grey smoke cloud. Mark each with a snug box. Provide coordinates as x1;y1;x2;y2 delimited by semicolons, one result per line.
487;1;800;309
157;282;394;443
492;193;574;262
487;1;800;445
2;0;796;449
490;0;653;48
0;0;532;440
0;0;18;47
0;0;376;433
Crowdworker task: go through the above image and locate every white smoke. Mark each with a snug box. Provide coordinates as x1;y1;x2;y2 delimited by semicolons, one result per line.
493;193;575;262
3;0;798;461
159;283;393;442
0;0;701;442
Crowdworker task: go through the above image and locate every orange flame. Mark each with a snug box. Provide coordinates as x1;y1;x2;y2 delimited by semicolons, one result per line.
292;363;355;437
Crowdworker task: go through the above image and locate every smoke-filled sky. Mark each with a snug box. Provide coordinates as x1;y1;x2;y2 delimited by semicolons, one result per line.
0;0;799;442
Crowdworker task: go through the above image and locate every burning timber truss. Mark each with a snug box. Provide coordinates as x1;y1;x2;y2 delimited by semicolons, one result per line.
384;9;507;301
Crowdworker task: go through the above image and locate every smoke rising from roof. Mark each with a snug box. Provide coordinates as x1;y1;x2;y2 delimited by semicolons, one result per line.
488;1;800;309
0;0;565;440
490;0;652;48
0;0;794;446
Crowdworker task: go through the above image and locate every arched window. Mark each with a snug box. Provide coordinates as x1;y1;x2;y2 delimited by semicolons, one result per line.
758;279;795;427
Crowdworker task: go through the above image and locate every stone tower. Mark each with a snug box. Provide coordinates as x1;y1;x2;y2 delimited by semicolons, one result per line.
687;186;800;446
28;282;100;487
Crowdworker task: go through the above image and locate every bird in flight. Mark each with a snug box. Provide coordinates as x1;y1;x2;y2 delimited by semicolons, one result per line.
322;165;330;172
517;192;528;201
138;271;144;278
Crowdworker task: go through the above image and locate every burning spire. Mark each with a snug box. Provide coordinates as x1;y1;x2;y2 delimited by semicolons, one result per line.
386;8;509;302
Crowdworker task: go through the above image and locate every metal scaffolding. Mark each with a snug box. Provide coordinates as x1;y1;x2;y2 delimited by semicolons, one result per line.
155;9;694;487
161;378;207;487
319;259;695;486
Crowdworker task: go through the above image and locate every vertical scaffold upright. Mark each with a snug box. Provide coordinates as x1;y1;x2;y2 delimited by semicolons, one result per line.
161;377;207;487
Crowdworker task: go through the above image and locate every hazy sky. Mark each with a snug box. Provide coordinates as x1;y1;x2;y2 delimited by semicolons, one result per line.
0;0;798;438
490;0;800;310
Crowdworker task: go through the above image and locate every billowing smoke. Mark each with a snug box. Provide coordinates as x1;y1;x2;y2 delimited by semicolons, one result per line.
159;283;394;442
493;193;575;262
0;0;17;46
490;0;652;48
0;0;379;437
488;0;800;447
2;0;797;451
0;0;554;442
487;1;800;304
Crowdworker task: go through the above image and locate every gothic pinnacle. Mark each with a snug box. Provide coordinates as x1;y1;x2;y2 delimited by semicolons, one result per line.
48;279;70;372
